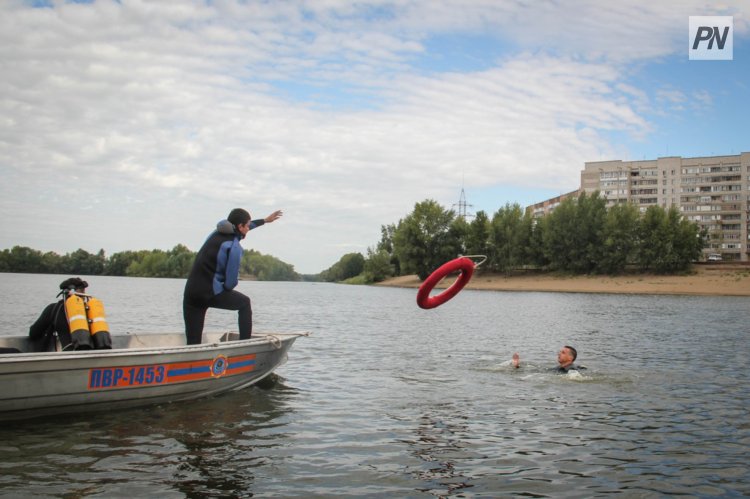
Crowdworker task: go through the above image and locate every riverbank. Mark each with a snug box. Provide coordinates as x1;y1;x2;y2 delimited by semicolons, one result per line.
375;263;750;297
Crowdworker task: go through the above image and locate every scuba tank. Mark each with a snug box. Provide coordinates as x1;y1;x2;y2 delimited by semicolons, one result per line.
64;294;94;350
57;277;112;350
85;297;112;349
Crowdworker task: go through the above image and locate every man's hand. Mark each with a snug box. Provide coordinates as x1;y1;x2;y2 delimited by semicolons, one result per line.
264;210;283;223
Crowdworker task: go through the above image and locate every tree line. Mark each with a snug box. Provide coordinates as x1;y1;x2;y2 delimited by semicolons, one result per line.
320;191;705;283
3;191;705;284
0;244;300;281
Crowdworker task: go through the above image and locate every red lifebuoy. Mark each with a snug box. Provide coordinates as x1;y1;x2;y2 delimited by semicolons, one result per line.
416;257;475;309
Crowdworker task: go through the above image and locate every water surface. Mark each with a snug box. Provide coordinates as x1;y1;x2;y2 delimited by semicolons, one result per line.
1;274;748;497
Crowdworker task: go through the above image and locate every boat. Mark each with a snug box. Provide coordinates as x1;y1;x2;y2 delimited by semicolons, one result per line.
0;331;308;422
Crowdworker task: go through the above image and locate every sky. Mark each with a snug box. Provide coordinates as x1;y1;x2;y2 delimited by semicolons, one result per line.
0;0;748;274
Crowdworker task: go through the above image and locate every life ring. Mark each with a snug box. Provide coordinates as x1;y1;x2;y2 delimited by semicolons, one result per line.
416;257;475;309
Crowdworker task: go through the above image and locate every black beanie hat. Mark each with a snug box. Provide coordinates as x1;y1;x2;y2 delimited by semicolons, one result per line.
227;208;251;226
59;277;88;290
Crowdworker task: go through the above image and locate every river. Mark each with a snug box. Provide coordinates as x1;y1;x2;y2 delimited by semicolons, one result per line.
1;273;748;497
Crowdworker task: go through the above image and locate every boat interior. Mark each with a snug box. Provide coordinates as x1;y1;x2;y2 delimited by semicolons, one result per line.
0;332;242;354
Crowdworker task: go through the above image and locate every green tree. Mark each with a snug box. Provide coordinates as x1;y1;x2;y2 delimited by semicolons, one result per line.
525;215;548;268
106;250;141;276
1;244;297;281
543;192;606;273
126;250;169;277
464;211;491;259
598;202;640;274
489;203;525;273
392;200;462;280
40;251;63;274
575;191;607;273
319;252;365;282
636;205;674;272
243;249;300;281
671;208;705;267
340;252;365;280
636;206;703;273
542;197;577;271
63;248;105;275
377;223;400;276
164;244;195;278
0;249;8;272
1;246;44;273
363;247;394;283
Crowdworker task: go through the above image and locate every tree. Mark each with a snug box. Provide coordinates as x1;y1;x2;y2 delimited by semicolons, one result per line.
543;192;606;273
164;244;195;278
0;249;8;272
525;214;548;268
40;251;63;274
598;201;640;274
464;210;491;258
392;200;462;280
126;250;169;277
377;223;400;276
243;249;300;281
1;246;44;273
542;197;577;271
574;191;607;273
636;206;703;273
636;205;676;273
363;247;394;283
63;248;106;275
1;244;297;281
671;208;704;268
106;250;142;276
319;252;365;282
490;203;525;274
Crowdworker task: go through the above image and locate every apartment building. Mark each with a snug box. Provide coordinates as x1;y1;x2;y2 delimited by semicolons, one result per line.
528;153;750;262
527;189;580;218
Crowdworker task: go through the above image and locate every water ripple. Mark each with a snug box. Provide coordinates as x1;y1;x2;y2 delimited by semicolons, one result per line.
1;276;749;497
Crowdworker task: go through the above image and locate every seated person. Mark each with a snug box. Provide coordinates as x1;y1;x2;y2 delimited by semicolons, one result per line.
29;277;112;351
511;345;585;373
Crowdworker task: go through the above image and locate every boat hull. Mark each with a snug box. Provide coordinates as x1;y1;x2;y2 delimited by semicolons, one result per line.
0;332;306;421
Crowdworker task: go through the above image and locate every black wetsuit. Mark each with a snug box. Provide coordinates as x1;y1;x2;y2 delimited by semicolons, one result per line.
183;219;265;345
29;301;74;350
550;364;586;374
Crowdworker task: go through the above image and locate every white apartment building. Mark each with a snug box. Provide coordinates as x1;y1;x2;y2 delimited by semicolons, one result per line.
579;153;750;262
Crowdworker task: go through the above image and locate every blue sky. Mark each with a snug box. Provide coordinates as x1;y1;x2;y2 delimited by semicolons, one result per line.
0;0;747;273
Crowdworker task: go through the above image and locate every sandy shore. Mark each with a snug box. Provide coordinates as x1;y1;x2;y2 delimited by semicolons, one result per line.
375;264;750;297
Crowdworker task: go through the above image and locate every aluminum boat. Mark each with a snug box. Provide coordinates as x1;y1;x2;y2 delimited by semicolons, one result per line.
0;331;307;422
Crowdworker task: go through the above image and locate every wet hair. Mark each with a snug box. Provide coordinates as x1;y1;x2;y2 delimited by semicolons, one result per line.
564;345;577;361
227;208;251;227
59;277;88;291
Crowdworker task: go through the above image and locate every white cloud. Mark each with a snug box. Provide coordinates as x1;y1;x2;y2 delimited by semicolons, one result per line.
0;0;745;272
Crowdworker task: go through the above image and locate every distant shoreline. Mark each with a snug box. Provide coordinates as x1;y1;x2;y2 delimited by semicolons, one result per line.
375;264;750;297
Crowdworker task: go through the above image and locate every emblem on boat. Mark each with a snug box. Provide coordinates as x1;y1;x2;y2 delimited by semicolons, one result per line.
211;355;228;377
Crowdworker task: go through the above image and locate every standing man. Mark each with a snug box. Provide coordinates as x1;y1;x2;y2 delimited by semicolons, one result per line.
183;208;283;345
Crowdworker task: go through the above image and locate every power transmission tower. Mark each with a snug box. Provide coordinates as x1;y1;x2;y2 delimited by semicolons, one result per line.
453;187;474;220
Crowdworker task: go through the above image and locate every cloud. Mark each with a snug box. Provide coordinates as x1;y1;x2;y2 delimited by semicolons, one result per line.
0;0;745;272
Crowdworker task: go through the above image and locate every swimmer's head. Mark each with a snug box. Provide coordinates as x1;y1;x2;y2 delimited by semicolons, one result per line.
565;345;577;361
558;345;577;367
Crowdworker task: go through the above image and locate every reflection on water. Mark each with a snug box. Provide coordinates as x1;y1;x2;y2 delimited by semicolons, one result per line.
1;274;749;497
0;379;297;498
406;407;475;497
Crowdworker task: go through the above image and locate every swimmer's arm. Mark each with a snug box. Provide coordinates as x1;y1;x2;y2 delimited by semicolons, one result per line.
511;353;520;368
